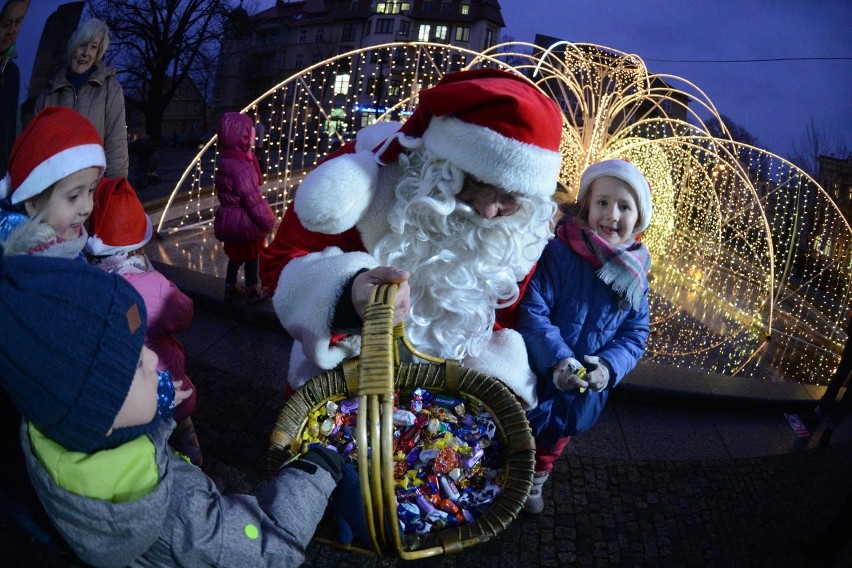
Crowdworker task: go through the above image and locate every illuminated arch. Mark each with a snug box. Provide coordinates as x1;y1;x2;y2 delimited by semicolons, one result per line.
157;41;851;383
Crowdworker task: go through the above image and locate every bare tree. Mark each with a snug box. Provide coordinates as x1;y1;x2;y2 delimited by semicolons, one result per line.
704;114;769;180
87;0;231;142
788;118;850;177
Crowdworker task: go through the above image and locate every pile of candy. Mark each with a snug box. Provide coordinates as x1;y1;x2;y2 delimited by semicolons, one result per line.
301;387;505;536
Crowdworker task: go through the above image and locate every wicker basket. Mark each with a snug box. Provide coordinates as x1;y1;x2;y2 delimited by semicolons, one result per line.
267;284;535;559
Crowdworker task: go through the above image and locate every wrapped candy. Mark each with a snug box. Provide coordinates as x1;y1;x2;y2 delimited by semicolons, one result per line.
301;387;506;538
432;447;458;474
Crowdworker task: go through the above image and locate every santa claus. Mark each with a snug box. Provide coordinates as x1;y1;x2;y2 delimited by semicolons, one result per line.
259;68;563;409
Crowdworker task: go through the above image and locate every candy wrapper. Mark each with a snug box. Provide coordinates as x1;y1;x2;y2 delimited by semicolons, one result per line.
298;388;505;537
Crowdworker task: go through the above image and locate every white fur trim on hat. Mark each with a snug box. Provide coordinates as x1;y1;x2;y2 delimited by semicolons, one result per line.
295;123;404;235
422;115;562;199
579;159;653;233
462;328;538;410
11;144;106;205
85;214;153;256
294;150;380;235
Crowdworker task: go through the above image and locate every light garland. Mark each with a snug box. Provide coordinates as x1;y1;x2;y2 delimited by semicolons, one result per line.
155;41;851;385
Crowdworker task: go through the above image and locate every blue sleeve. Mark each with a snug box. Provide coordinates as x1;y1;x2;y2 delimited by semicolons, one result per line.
596;293;650;386
516;239;575;377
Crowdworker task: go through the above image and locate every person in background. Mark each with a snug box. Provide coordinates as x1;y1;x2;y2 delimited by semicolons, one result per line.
0;253;367;566
32;18;128;179
517;159;653;514
0;0;30;175
86;176;204;467
214;111;275;304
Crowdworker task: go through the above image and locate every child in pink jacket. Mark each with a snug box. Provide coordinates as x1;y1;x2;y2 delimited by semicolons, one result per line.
214;112;276;304
86;176;204;467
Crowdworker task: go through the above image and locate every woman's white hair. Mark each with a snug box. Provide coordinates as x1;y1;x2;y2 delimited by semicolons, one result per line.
67;18;110;63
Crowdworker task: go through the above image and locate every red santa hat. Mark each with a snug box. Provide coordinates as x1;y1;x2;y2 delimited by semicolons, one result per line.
0;107;106;205
578;159;654;234
86;176;153;256
295;68;564;235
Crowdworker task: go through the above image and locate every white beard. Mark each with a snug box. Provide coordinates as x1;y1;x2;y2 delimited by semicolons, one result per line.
372;150;556;360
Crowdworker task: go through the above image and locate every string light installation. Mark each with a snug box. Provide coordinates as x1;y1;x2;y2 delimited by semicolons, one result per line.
153;41;851;385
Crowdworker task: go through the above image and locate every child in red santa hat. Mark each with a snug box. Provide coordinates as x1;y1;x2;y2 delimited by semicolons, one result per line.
86;176;204;467
0;106;105;258
213;111;276;304
517;159;653;514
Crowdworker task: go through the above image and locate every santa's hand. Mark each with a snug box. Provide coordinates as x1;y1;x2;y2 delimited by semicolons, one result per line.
584;355;610;392
172;380;193;407
552;357;588;391
352;267;410;325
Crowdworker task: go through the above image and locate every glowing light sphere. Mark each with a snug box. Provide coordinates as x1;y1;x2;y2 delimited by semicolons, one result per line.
158;41;851;385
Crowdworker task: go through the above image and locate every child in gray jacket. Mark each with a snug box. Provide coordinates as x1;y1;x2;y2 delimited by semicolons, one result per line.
0;252;363;567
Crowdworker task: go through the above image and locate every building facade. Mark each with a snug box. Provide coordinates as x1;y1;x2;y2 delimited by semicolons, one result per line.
819;155;852;225
213;0;505;118
125;76;207;142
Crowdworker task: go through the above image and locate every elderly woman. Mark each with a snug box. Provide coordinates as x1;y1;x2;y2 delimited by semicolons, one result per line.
33;18;128;178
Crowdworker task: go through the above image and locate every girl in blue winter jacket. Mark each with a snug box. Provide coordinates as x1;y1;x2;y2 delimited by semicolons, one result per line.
214;112;276;304
517;159;653;514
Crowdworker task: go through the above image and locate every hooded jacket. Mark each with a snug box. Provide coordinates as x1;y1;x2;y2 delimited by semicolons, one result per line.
213;113;275;245
22;419;334;567
518;235;650;443
34;61;128;179
123;266;197;422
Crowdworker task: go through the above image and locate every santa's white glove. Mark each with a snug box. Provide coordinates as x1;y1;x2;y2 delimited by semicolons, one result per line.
552;357;588;392
584;355;610;392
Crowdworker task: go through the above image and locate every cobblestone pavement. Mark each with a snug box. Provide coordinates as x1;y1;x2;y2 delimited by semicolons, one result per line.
4;346;852;567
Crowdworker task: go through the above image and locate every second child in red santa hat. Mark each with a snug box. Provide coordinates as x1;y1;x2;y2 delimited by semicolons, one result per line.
259;68;564;409
86;177;204;467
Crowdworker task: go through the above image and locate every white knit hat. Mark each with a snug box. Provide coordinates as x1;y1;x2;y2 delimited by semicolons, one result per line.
295;68;564;235
578;159;653;234
0;107;106;205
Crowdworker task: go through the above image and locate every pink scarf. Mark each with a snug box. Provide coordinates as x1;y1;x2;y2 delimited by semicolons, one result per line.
557;215;651;311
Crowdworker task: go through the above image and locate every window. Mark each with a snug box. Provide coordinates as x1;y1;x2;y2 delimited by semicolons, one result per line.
485;29;493;47
298;29;307;43
376;19;393;34
342;23;356;42
435;25;448;41
398;20;410;37
294;53;303;68
460;3;469;15
454;26;470;42
441;1;451;13
661;99;673;114
423;1;433;11
377;1;410;13
350;1;360;11
315;28;324;42
418;24;431;41
334;74;351;95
